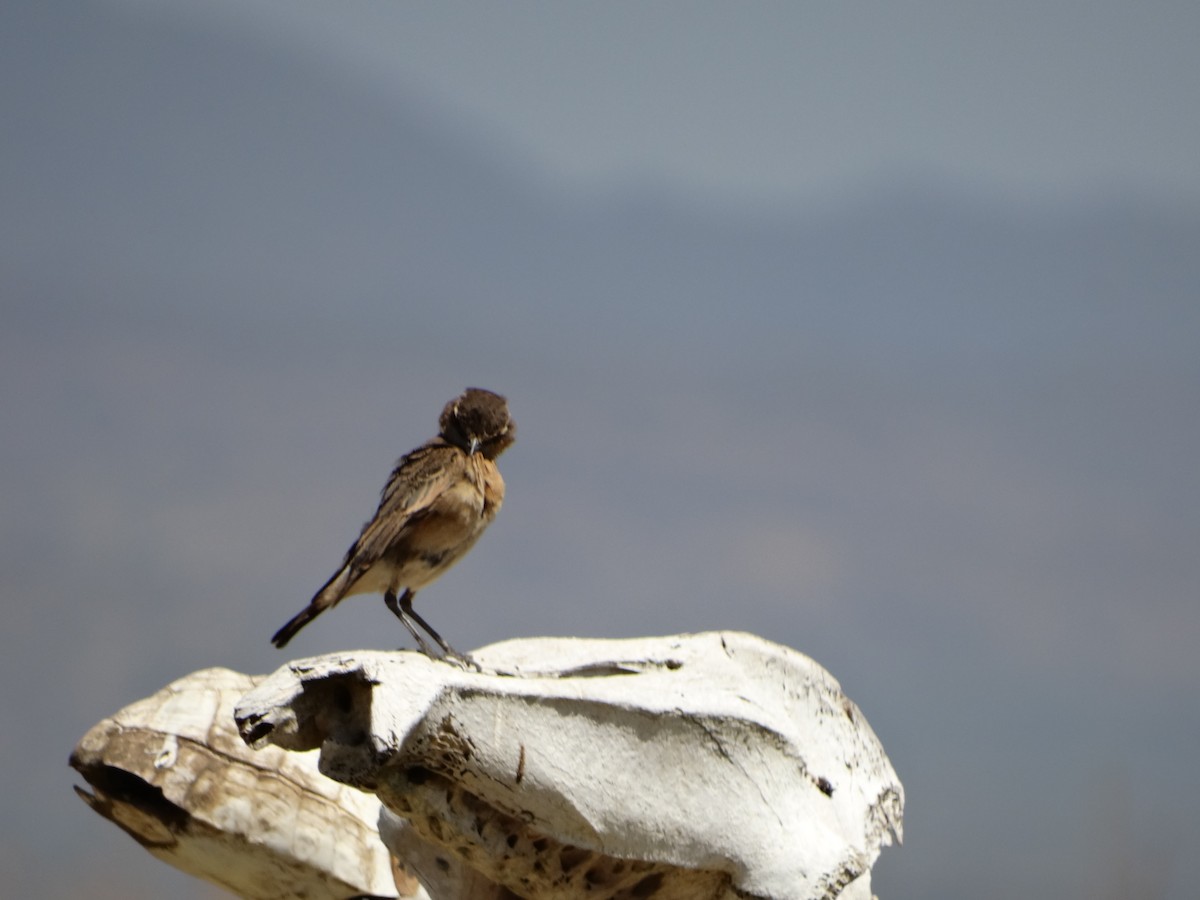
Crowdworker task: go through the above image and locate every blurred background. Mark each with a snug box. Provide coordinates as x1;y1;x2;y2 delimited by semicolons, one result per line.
3;2;1198;898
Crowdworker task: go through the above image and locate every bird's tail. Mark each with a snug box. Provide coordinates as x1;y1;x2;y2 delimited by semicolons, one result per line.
270;568;352;648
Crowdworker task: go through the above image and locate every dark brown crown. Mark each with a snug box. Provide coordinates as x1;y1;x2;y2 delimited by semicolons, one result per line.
439;388;515;458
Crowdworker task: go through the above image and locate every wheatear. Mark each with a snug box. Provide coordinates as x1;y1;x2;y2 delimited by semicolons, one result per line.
271;388;514;658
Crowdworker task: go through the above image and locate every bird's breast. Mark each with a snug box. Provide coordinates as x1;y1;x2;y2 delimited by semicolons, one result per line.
386;465;499;590
470;454;505;520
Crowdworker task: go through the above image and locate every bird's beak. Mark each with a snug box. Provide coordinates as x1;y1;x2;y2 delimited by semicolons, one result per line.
469;437;481;455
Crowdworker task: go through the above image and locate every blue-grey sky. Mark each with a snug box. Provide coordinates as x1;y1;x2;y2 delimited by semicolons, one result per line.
151;0;1200;203
3;3;1198;899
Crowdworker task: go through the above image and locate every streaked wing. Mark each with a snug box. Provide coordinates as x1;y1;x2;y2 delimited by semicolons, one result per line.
343;441;464;576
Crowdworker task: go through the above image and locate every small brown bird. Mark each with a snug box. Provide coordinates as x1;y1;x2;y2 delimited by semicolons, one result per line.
271;388;514;658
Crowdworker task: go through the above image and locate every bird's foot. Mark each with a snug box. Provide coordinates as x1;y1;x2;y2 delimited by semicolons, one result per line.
441;649;482;672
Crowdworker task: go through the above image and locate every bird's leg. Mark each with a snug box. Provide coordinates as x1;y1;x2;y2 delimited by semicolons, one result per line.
399;589;480;671
384;589;435;656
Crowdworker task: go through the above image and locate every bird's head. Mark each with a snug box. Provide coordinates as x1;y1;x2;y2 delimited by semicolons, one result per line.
440;388;515;459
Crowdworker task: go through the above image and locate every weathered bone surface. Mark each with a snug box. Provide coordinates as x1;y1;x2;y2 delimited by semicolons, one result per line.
237;632;904;900
70;667;401;899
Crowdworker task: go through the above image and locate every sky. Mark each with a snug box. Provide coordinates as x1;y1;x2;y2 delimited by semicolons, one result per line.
192;0;1200;204
3;2;1199;899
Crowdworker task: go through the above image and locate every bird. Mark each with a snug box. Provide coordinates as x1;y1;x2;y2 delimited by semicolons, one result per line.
271;387;514;659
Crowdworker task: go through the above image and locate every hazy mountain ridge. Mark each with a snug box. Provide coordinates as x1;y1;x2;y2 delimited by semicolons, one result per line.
4;0;1198;371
